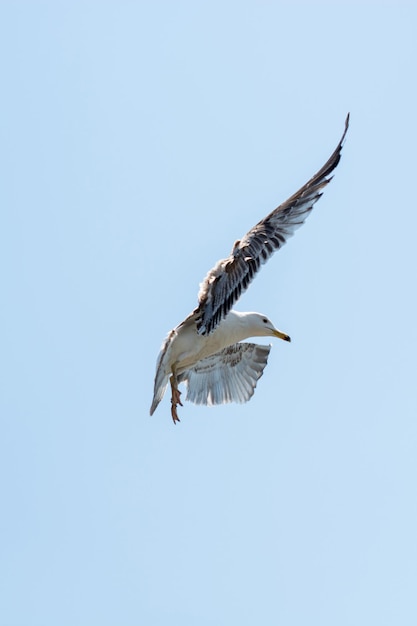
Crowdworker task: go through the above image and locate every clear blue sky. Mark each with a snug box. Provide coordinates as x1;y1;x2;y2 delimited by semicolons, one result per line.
1;2;417;625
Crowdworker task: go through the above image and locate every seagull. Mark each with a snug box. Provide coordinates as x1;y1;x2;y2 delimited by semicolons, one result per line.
150;115;349;423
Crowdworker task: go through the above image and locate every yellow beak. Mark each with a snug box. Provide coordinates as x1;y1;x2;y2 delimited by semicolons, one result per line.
273;329;291;342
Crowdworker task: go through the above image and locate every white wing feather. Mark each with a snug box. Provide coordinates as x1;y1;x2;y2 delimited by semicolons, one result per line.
178;343;271;406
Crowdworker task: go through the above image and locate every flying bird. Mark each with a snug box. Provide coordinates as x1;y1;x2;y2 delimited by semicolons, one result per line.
150;115;349;423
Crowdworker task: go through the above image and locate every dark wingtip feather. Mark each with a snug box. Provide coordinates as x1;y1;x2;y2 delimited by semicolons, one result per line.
345;112;350;131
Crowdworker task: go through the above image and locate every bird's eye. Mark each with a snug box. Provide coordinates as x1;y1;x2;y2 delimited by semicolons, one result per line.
262;318;268;324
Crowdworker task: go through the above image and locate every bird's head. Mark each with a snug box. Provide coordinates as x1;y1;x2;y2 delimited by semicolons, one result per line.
242;312;291;342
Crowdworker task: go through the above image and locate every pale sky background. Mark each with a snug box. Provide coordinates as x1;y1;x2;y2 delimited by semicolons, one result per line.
1;2;417;625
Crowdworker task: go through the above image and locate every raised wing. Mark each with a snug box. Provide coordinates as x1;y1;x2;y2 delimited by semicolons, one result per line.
195;114;349;336
178;342;271;406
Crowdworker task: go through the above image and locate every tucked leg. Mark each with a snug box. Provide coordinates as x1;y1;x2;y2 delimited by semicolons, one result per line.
170;365;183;424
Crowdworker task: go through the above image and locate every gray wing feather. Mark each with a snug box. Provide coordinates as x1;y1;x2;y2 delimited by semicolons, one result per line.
195;114;349;336
178;342;271;406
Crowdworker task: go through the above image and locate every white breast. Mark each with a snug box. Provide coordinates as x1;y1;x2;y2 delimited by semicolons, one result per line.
167;310;246;375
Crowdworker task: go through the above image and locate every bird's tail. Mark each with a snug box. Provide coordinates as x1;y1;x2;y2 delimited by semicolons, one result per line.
150;366;169;415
